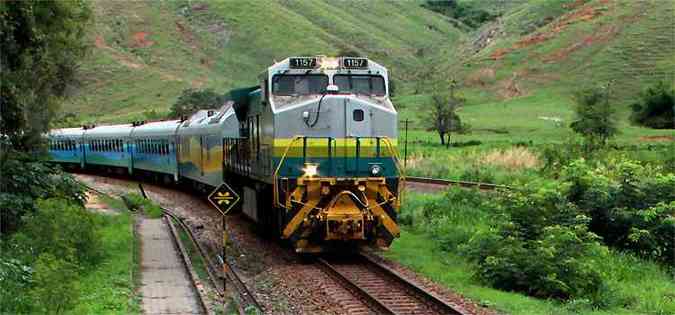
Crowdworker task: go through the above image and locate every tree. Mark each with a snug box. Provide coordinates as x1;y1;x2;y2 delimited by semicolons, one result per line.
570;83;618;150
0;1;91;151
424;80;465;147
168;88;226;119
630;81;674;129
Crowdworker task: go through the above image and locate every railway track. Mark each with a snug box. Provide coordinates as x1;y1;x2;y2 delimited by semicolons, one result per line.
316;252;467;315
406;176;511;191
84;183;226;314
140;184;263;315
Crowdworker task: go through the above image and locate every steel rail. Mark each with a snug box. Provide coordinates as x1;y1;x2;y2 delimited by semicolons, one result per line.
317;254;468;315
406;176;511;191
316;258;397;315
358;252;466;315
223;255;264;314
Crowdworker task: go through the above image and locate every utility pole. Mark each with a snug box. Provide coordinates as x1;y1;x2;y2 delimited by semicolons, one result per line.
404;119;409;168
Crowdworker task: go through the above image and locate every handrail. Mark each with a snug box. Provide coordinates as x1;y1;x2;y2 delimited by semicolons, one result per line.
273;136;303;208
378;137;405;209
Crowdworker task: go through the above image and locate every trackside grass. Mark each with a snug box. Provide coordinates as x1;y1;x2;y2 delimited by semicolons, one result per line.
385;192;675;315
68;195;140;314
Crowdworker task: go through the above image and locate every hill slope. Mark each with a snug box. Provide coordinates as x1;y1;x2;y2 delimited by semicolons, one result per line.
62;0;673;137
62;0;463;124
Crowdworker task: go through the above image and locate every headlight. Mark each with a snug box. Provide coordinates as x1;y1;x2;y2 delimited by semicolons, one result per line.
302;163;318;177
369;164;382;176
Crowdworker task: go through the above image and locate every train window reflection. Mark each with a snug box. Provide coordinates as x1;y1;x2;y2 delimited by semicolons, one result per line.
334;75;385;96
272;74;328;95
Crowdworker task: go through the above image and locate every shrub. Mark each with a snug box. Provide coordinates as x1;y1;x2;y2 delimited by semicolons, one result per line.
462;185;609;303
123;193;163;218
0;153;86;234
0;255;33;313
562;158;675;265
20;198;101;266
30;253;80;314
630;81;674;129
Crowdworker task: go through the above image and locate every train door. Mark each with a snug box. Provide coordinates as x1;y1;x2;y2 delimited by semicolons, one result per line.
126;138;133;174
345;98;371;174
79;139;85;168
200;136;205;176
345;99;371;137
171;135;178;181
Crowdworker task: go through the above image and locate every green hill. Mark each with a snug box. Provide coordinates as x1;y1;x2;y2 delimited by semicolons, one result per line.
62;0;674;138
62;0;463;124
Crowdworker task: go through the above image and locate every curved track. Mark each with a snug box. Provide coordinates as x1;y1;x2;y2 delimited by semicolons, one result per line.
316;252;467;315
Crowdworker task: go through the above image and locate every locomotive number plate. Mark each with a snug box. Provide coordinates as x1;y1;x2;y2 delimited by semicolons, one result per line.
289;57;317;69
342;57;368;69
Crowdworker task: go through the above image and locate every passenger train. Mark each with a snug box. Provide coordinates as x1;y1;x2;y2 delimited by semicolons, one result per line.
48;56;402;253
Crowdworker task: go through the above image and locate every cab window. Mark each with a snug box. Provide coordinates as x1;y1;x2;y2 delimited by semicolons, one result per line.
334;75;386;96
272;74;328;95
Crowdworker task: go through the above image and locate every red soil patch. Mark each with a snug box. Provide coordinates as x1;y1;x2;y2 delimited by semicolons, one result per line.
491;1;604;60
542;24;618;63
95;35;106;48
130;31;154;48
639;136;675;142
490;47;511;60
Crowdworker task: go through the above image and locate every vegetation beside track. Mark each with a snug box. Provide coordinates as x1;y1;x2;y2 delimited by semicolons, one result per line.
385;188;675;314
0;188;140;314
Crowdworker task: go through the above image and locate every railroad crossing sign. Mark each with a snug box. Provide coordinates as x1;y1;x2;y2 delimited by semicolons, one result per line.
208;182;240;214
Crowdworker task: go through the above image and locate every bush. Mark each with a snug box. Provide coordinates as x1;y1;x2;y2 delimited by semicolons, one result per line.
0;153;86;234
19;198;101;266
123;193;163;218
30;253;80;314
562;158;675;265
630;81;674;129
0;255;33;313
462;185;609;303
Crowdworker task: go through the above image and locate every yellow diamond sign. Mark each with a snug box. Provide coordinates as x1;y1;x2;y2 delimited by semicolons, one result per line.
208;182;240;214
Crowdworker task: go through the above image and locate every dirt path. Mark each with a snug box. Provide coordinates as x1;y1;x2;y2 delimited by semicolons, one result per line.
139;217;203;314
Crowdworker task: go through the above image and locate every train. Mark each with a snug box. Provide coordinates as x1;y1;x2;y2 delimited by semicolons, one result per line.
47;56;402;253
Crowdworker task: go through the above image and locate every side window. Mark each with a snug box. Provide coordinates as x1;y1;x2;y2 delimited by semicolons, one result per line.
353;109;364;122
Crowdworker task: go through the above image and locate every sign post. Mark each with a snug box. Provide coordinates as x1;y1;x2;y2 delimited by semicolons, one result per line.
207;182;240;260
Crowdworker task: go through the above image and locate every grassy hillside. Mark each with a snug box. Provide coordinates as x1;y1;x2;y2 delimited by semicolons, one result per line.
62;0;463;124
449;0;674;103
62;0;673;142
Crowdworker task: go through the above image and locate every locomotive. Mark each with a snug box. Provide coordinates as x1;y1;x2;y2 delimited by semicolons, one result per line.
48;56;402;253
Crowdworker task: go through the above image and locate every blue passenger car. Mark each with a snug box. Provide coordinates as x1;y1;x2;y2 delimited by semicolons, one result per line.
83;124;133;172
129;120;181;180
47;127;85;167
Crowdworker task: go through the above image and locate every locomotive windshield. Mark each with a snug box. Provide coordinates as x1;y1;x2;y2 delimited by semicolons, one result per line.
334;75;385;96
272;74;328;95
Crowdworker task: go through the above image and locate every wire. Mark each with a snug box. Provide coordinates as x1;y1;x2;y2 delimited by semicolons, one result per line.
306;92;327;128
